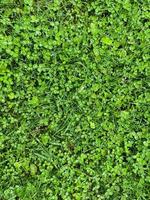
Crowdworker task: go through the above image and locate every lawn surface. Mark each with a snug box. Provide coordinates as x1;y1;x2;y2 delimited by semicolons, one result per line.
0;0;150;199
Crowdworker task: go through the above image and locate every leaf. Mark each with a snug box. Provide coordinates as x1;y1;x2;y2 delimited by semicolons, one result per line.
30;96;39;106
90;122;95;129
41;134;49;145
8;92;15;99
92;84;100;92
101;36;112;45
123;0;131;11
30;164;37;176
90;22;98;35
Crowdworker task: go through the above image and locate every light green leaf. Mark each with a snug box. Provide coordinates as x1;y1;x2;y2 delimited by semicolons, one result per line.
101;37;112;45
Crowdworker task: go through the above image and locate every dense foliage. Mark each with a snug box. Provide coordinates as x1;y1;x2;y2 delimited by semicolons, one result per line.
0;0;150;199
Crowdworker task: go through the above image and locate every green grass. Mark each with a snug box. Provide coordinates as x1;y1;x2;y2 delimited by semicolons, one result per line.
0;0;150;199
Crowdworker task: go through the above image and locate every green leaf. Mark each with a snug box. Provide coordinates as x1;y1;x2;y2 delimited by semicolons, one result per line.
90;122;95;129
30;164;37;176
101;36;112;45
41;134;49;145
30;96;39;106
8;92;15;99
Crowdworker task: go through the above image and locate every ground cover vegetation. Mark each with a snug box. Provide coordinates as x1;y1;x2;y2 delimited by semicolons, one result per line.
0;0;150;199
